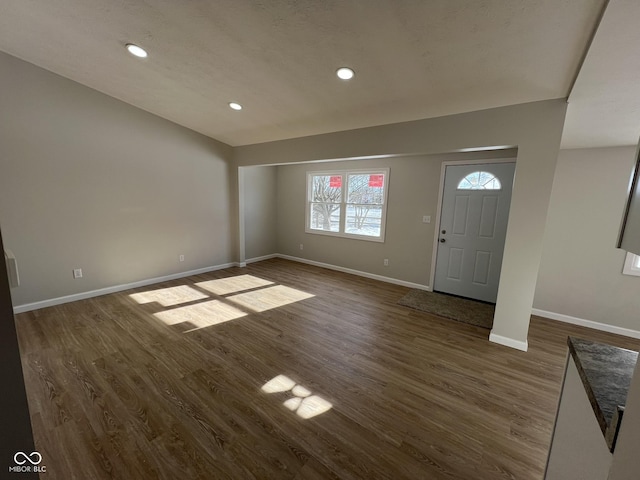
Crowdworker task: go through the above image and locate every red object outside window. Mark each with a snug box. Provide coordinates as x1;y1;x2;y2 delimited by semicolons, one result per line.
368;174;383;187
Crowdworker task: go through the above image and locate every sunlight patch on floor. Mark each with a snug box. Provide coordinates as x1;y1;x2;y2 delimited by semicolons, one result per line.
261;375;332;419
154;300;247;332
138;275;315;333
262;374;296;393
290;395;333;419
130;285;209;307
196;274;274;296
228;285;315;313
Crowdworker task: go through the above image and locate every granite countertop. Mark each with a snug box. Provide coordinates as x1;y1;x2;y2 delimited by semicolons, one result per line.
568;337;638;452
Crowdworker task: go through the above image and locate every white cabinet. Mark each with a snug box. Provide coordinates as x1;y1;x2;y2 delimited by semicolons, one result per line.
545;355;613;480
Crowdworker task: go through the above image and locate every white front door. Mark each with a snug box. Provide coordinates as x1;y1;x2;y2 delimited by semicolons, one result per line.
433;163;515;303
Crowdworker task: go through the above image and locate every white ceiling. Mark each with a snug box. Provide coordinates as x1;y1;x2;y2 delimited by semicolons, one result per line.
0;0;637;148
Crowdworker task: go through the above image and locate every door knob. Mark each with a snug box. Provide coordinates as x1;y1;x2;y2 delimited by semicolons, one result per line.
440;238;446;243
441;229;446;234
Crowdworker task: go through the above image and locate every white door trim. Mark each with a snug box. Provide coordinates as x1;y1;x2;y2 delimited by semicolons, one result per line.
429;157;517;291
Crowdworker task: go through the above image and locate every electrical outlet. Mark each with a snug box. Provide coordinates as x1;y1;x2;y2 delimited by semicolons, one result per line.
73;268;83;279
383;259;389;266
299;244;304;250
423;215;431;224
179;255;185;262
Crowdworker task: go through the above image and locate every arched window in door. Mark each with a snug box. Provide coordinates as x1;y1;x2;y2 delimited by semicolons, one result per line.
457;171;502;190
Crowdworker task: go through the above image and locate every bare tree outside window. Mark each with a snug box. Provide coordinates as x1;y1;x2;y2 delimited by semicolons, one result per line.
310;175;341;231
346;174;384;235
306;169;389;241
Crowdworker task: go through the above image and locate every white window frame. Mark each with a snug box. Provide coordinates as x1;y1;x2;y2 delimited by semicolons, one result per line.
622;252;640;277
305;168;390;242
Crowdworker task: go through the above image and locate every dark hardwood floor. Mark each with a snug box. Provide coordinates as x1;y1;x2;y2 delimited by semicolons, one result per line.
14;258;640;479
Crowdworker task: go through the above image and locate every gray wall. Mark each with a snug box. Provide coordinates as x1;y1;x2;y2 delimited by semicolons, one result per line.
236;99;568;349
534;147;640;330
275;152;514;286
0;52;235;307
243;166;278;260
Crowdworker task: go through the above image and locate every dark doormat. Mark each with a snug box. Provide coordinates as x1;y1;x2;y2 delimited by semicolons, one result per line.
398;289;495;329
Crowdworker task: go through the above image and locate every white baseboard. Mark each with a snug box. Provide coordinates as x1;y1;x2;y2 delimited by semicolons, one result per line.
532;308;640;340
13;253;429;314
276;254;431;291
13;262;241;314
245;254;279;264
489;332;529;352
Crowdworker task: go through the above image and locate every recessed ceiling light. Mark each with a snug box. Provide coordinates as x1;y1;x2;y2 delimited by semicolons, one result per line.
336;67;355;80
229;102;243;111
126;43;148;58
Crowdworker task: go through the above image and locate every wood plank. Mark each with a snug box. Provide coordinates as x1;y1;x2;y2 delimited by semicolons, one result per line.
15;257;640;479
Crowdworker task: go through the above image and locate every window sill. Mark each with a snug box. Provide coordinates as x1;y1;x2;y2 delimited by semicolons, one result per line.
305;228;385;243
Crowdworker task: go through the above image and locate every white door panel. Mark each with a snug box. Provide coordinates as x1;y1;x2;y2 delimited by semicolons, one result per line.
434;163;515;303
